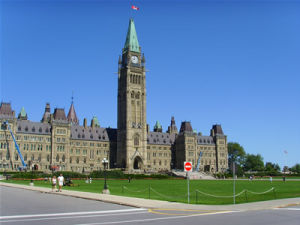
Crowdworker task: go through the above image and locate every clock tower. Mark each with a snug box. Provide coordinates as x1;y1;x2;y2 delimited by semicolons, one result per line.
117;19;147;171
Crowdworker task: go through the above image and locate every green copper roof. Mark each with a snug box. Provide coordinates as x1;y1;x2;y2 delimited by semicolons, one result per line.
20;107;27;117
154;121;162;129
92;116;100;127
124;18;140;53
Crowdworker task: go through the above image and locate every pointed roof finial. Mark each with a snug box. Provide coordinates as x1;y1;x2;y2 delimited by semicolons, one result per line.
67;94;79;125
124;18;140;53
71;91;74;104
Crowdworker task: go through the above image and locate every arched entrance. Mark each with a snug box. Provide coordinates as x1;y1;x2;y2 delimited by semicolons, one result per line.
133;156;143;170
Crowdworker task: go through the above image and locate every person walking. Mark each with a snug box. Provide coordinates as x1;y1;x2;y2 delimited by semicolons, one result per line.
51;176;57;192
57;174;64;192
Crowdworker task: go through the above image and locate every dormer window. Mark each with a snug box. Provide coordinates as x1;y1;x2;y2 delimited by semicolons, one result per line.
39;127;42;133
46;128;49;133
78;134;81;138
18;126;21;131
25;127;28;131
32;127;35;132
90;135;93;139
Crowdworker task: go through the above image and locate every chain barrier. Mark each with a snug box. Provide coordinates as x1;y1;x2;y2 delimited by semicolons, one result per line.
123;186;148;193
150;187;187;200
195;187;274;198
246;187;274;195
195;189;245;198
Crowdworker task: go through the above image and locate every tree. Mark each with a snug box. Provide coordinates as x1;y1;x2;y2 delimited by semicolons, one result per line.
265;162;281;172
290;163;300;173
243;154;264;172
227;142;246;173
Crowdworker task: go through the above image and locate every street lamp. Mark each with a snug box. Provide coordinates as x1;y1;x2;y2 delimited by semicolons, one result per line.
102;158;110;194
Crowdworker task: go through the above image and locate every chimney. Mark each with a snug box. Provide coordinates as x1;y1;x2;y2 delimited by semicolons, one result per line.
83;118;87;128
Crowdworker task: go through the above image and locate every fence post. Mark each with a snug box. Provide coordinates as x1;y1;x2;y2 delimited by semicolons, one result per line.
245;190;248;202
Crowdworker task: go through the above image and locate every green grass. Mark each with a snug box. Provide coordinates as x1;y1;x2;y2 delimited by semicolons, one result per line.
2;179;300;205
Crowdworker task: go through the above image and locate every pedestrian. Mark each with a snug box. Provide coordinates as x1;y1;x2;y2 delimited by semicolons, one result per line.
283;176;286;182
128;176;131;183
51;176;57;192
57;174;64;192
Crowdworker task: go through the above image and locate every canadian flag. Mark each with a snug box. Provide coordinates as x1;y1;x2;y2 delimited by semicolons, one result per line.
131;5;139;10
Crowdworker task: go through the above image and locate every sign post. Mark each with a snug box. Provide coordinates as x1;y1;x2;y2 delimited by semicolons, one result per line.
184;161;192;204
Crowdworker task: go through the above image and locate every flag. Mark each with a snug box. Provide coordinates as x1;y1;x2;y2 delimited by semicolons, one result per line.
131;5;139;10
284;150;288;154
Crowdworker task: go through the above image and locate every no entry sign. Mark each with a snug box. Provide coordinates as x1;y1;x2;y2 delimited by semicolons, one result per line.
184;161;192;172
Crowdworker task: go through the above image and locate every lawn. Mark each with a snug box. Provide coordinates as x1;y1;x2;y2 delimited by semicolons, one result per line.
2;178;300;205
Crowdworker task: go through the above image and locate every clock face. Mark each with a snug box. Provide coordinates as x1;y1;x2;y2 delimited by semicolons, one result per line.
131;56;138;64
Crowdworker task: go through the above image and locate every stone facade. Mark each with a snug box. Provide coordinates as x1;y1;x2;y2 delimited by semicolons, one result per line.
0;19;228;173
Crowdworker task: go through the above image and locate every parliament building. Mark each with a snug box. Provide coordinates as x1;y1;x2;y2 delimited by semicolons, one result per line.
0;19;228;174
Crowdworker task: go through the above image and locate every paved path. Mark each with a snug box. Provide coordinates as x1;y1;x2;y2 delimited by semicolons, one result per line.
1;182;299;211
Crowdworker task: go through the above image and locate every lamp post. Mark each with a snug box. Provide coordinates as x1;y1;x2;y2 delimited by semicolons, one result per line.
102;158;110;194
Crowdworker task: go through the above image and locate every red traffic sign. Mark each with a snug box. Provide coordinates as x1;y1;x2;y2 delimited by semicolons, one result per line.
184;161;192;172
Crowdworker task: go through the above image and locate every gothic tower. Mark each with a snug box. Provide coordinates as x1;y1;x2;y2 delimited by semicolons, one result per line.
117;19;147;171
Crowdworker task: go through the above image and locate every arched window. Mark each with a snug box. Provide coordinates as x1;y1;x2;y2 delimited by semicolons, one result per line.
76;157;79;164
83;158;86;163
131;91;135;98
24;154;27;161
70;157;72;163
56;154;59;162
130;74;132;83
32;127;35;132
62;155;65;162
47;155;50;162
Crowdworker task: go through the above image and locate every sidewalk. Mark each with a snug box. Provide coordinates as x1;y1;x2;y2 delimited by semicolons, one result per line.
1;182;299;211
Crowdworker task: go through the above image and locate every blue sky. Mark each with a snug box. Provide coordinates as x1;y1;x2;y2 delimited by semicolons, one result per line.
1;0;299;169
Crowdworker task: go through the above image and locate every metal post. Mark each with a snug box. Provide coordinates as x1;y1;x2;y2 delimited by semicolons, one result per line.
233;162;235;204
103;162;107;190
187;172;190;204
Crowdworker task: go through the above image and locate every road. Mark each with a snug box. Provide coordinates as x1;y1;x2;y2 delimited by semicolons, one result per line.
0;186;299;225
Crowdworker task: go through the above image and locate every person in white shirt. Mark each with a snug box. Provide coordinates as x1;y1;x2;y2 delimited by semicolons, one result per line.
57;174;64;192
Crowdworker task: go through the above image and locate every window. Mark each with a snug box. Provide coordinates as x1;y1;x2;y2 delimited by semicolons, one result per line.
18;126;21;131
62;155;65;162
56;154;59;162
39;127;42;133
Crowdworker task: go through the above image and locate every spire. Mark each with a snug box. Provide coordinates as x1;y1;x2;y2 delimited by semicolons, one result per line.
153;121;162;132
91;116;100;128
123;18;140;53
167;116;178;134
18;107;28;120
41;103;51;123
67;102;79;125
